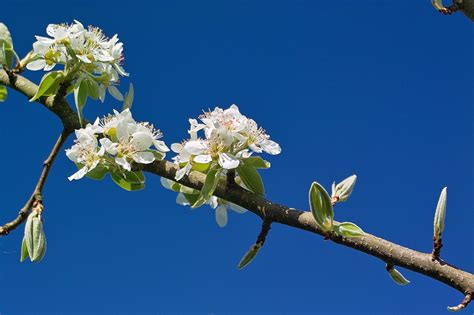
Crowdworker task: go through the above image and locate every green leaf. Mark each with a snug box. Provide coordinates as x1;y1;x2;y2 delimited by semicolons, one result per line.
30;71;63;102
84;76;99;100
238;243;262;270
20;237;29;262
74;77;88;125
433;187;447;238
85;165;108;180
192;168;222;208
151;150;166;161
0;23;13;48
183;193;201;206
31;215;46;262
0;24;15;68
334;222;364;238
122;82;134;110
309;181;334;231
110;170;145;191
0;85;6;102
191;162;210;172
387;267;410;286
242;156;271;169
237;165;265;196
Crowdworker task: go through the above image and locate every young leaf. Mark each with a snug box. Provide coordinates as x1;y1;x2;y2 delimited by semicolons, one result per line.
433;187;447;238
237;165;265;196
242;156;271;169
84;76;99;100
0;85;6;102
191;168;222;208
387;267;411;286
334;222;365;238
30;71;63;102
108;85;124;101
23;211;47;263
238;243;262;270
0;23;13;48
85;165;108;180
122;82;134;110
30;216;46;262
111;171;145;191
309;181;334;231
20;237;29;262
74;78;88;125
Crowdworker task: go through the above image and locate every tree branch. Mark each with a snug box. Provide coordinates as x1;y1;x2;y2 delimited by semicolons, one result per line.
141;161;474;299
0;129;71;235
0;69;80;131
1;71;473;309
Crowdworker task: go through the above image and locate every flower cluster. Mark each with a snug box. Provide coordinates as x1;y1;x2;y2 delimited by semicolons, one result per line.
162;104;281;227
66;109;168;189
27;20;127;102
172;104;281;181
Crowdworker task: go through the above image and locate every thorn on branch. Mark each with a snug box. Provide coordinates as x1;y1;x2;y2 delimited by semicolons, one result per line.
447;293;472;312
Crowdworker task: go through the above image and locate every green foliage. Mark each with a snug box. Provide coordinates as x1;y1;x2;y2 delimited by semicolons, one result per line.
0;23;16;68
21;211;47;263
334;222;365;238
30;71;63;102
110;170;145;191
387;266;410;285
238;243;262;270
309;181;333;231
0;85;6;102
237;165;265;196
191;167;222;208
122;82;134;110
241;156;271;169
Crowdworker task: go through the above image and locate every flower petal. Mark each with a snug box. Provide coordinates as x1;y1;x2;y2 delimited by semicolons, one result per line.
99;138;118;155
132;151;155;164
175;162;191;181
229;203;248;214
193;154;212;164
68;166;88;181
215;205;228;228
218;153;240;169
115;157;131;171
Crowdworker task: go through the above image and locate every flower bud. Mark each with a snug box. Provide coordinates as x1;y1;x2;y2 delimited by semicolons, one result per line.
331;175;357;203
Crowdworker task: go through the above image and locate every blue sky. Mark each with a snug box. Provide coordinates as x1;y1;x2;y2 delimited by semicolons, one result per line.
0;0;472;314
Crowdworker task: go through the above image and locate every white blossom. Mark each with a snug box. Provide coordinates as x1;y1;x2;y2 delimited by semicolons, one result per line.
65;126;104;181
27;20;128;100
66;108;168;179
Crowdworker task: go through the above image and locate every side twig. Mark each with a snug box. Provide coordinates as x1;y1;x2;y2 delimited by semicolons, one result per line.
0;129;71;235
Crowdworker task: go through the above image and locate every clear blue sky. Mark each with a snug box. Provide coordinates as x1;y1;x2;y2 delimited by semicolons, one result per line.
1;1;472;314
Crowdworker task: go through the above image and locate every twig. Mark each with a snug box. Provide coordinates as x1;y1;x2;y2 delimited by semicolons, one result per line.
0;129;71;235
448;293;472;312
432;236;443;261
256;218;272;246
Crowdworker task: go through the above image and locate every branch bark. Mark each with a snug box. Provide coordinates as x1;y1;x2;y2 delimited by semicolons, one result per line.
1;71;473;309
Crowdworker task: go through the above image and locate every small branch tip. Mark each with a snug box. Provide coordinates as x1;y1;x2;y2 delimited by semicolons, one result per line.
448;293;472;312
